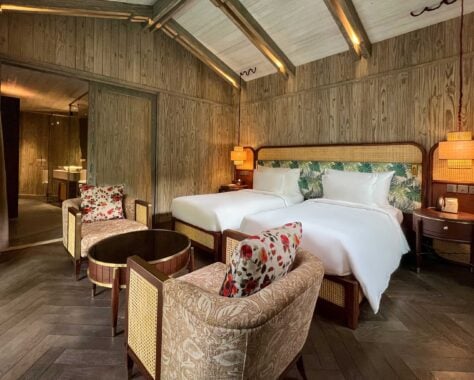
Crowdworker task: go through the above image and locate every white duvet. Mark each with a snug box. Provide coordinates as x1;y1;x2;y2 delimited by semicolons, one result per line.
240;199;410;313
171;189;303;232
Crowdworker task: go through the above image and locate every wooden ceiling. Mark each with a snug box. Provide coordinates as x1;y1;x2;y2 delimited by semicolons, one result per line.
1;65;89;114
105;0;474;81
1;0;473;85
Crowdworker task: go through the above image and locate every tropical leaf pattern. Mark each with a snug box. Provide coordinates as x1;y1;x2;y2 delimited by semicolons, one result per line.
257;160;422;213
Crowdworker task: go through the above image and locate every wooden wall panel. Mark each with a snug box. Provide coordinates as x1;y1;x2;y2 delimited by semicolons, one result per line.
156;93;235;213
0;13;234;106
18;113;82;196
241;14;474;153
88;84;153;203
18;113;49;196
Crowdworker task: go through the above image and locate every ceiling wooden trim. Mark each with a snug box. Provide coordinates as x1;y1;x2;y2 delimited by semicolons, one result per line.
323;0;371;58
0;0;152;22
145;0;188;31
162;19;241;88
210;0;295;78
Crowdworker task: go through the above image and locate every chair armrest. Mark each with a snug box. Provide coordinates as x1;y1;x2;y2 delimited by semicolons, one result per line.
126;256;169;379
66;207;81;261
221;229;250;264
134;200;152;229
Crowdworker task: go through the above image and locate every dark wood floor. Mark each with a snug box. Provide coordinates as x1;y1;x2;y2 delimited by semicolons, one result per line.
0;243;473;380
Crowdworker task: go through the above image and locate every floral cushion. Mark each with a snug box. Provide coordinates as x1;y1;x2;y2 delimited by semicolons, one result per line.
80;184;124;223
220;222;302;297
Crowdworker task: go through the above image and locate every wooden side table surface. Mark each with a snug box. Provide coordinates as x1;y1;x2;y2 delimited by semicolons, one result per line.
412;208;474;273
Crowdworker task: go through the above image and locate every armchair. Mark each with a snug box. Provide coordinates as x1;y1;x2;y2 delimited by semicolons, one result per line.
62;195;152;280
125;230;324;379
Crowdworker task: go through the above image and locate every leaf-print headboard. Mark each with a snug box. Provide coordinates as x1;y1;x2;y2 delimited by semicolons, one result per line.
256;143;426;213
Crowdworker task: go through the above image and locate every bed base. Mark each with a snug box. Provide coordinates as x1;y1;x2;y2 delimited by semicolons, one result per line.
222;229;364;330
172;218;221;262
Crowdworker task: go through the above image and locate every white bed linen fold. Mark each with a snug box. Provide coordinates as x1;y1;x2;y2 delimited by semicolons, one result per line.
171;189;303;232
239;198;409;313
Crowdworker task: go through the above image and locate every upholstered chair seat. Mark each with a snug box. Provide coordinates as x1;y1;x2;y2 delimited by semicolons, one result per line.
62;195;152;280
125;246;324;380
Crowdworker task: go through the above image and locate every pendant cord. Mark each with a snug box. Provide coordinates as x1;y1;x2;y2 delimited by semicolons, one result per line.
457;0;464;132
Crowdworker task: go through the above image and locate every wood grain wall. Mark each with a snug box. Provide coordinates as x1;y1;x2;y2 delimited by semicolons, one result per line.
0;13;237;214
88;84;153;203
157;93;236;213
240;14;474;153
19;112;82;196
0;13;234;105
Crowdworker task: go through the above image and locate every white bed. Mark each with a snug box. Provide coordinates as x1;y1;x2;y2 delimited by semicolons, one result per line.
239;198;410;313
172;189;303;232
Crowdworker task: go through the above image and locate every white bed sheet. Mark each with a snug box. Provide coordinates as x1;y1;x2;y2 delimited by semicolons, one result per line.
171;189;303;232
239;198;409;313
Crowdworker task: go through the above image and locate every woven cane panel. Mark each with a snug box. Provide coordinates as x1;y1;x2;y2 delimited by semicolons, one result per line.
225;237;241;264
258;145;422;163
175;221;214;249
136;204;148;226
67;212;76;258
128;269;158;379
319;278;345;307
432;147;474;184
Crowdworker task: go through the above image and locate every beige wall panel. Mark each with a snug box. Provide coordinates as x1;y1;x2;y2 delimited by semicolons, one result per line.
241;14;474;152
88;84;153;203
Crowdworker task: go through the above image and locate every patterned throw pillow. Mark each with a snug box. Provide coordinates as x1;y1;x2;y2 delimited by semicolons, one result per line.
220;222;303;297
80;185;124;223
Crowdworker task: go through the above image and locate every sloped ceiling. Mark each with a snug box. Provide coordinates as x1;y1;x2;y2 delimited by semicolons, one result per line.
106;0;474;81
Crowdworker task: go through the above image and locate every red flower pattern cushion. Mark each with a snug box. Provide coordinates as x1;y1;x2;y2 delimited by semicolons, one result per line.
220;222;302;298
80;184;124;223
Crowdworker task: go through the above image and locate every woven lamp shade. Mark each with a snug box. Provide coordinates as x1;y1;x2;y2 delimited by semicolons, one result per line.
438;131;474;169
230;146;247;166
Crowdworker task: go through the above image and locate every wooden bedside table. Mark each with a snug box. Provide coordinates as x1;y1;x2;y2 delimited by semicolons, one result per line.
413;208;474;273
218;184;248;192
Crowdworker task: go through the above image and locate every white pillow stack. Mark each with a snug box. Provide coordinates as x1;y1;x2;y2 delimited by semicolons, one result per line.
254;166;302;196
322;169;395;207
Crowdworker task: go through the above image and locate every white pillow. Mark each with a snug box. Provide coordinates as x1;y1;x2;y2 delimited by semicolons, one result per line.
258;166;301;196
322;171;377;205
253;170;285;194
326;169;395;206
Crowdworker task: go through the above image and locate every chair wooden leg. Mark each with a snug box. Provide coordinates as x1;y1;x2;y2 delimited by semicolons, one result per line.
127;353;134;379
111;267;120;336
296;354;308;380
74;260;81;281
91;283;96;298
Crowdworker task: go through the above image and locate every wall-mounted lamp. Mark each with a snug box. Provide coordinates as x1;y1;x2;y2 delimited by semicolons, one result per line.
438;0;473;169
439;131;474;168
230;146;247;166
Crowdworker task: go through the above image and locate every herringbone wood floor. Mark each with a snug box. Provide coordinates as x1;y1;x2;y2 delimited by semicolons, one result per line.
0;243;473;380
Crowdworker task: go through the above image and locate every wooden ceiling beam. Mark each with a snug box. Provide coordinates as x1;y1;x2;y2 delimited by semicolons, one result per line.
145;0;188;31
323;0;371;59
0;0;152;22
162;19;241;88
210;0;295;78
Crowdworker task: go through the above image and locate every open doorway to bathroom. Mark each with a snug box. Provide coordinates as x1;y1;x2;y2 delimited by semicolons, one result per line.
0;64;88;248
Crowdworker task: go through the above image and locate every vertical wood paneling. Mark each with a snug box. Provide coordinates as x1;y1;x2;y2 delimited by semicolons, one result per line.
18;113;82;196
156;93;235;213
88;84;153;202
241;14;474;152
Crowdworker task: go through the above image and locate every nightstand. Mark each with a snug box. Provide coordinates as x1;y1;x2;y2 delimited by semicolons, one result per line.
218;184;248;192
413;208;474;273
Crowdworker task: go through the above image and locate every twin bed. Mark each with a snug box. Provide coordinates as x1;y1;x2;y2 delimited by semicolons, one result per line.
171;143;426;328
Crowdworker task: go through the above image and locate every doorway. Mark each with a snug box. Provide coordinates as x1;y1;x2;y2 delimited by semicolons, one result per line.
0;64;89;248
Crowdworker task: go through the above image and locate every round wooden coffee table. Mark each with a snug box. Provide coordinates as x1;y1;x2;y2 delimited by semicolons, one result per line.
87;229;192;336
